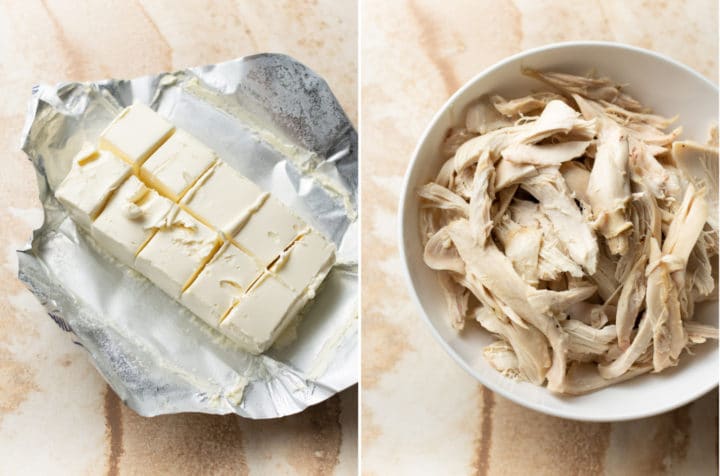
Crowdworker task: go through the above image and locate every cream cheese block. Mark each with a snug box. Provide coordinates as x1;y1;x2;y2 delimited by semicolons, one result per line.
232;196;307;264
181;161;266;236
219;274;306;354
92;175;175;267
135;208;221;297
180;242;262;327
55;104;337;355
99;103;175;170
140;129;218;201
55;147;131;229
271;230;336;293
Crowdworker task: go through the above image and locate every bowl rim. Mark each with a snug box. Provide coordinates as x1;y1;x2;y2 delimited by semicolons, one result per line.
397;40;719;422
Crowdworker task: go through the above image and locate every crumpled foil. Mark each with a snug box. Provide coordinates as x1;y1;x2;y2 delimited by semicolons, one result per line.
18;54;358;419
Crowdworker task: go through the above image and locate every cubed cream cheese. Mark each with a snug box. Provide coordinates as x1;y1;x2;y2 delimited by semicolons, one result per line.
271;230;336;293
140;129;217;201
219;274;305;354
135;208;221;297
99;103;174;170
180;242;263;327
92;176;175;267
181;161;266;237
58;106;338;356
232;197;307;264
55;147;131;229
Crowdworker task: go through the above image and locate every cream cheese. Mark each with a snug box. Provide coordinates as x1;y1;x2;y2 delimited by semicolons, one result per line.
55;147;131;229
135;208;221;298
56;104;338;355
219;274;305;354
92;176;175;267
99;103;175;170
271;230;336;292
140;129;218;201
180;241;263;327
181;161;265;236
231;196;307;264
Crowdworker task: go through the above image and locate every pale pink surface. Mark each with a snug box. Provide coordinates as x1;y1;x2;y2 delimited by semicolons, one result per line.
0;1;357;474
362;0;718;474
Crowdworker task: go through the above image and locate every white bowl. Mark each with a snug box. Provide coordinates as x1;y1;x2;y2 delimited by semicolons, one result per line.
399;41;719;421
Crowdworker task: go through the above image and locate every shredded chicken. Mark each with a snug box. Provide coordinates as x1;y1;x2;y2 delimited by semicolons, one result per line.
521;167;599;273
419;69;719;394
491;92;567;117
586;119;632;254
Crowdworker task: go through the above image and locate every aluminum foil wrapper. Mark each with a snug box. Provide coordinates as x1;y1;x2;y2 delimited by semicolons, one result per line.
18;54;358;419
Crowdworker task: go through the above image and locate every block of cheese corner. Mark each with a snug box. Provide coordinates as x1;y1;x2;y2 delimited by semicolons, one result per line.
55;147;131;229
99;103;175;170
135;208;221;297
139;129;218;201
219;274;305;354
92;176;175;267
181;161;266;236
271;230;335;293
180;242;263;326
232;196;307;264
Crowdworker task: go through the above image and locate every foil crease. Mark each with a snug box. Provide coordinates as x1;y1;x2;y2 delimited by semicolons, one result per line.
18;54;358;419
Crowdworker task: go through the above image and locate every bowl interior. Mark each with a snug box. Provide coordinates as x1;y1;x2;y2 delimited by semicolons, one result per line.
400;42;719;421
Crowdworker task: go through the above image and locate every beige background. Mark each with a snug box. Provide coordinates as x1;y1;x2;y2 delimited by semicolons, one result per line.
0;1;357;475
361;0;718;475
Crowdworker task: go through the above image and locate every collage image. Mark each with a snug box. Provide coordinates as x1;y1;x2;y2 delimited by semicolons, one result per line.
0;0;718;474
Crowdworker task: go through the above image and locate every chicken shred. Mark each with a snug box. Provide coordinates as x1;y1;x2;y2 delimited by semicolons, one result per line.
419;69;718;394
586;119;632;254
491;92;567;117
521;167;599;273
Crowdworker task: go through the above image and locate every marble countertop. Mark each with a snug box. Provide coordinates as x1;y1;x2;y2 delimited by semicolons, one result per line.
361;0;718;474
0;1;356;475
